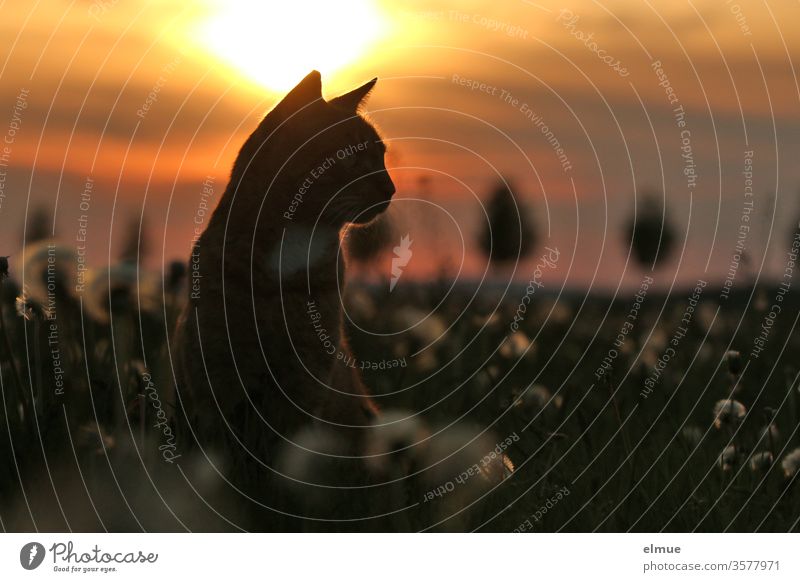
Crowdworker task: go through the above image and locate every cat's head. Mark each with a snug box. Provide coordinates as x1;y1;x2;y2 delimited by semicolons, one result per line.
236;70;395;227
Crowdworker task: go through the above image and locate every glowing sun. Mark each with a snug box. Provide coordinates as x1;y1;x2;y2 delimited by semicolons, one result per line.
191;0;389;93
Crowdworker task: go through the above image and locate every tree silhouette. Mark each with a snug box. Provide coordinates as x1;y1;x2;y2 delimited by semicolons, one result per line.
479;179;536;266
25;206;53;244
119;214;148;263
624;190;675;269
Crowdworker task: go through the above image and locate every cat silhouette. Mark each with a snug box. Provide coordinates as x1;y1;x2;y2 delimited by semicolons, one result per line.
172;71;395;530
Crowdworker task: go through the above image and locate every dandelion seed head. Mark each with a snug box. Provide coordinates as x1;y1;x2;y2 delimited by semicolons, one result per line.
718;445;737;471
22;241;78;305
364;409;429;475
749;451;773;473
499;331;532;360
83;263;158;323
15;288;49;320
757;423;780;445
781;448;800;478
514;384;552;411
725;350;742;376
712;399;746;429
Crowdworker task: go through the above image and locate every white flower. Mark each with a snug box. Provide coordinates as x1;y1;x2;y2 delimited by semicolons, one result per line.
412;349;438;373
724;350;743;376
757;424;780;446
15;288;49;320
364;409;430;475
83;263;158;323
514;384;562;412
499;331;533;359
781;448;800;478
422;425;509;488
274;425;350;510
718;445;737;471
749;451;773;473
76;423;115;454
472;311;501;330
395;306;448;346
345;287;376;320
21;240;78;305
712;399;746;429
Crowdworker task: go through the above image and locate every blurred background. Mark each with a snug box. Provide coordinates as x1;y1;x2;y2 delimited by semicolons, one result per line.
1;0;798;290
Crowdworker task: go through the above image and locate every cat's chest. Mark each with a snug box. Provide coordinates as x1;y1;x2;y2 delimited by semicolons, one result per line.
264;224;338;278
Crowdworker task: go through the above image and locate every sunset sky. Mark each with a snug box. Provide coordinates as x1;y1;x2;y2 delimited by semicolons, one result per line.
1;0;799;290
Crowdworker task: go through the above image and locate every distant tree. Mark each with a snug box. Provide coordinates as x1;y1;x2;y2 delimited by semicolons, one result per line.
479;179;536;266
624;190;675;269
25;206;53;243
119;213;148;263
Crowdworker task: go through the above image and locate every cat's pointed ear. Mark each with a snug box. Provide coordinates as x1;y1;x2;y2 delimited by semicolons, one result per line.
277;70;323;111
329;77;377;113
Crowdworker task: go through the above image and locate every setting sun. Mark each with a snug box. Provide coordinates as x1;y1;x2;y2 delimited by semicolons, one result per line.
190;0;389;92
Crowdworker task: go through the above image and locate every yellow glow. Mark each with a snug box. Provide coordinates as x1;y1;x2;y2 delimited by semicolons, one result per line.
190;0;389;93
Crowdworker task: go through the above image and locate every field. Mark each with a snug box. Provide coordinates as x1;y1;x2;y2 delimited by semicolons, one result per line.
1;244;799;532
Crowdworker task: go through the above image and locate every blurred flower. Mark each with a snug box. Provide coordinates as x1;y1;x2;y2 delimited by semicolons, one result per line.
474;365;499;393
413;349;438;373
471;311;501;330
698;343;714;363
757;424;780;446
420;425;512;531
725;350;742;376
395;306;447;346
680;425;704;448
422;425;510;489
718;445;737;471
513;383;562;413
712;399;746;429
83;263;159;323
75;423;115;454
643;327;668;353
696;302;717;334
749;451;773;473
21;240;78;306
640;348;659;368
499;331;533;359
15;288;50;320
275;425;349;499
754;289;769;313
364;409;430;476
345;286;376;321
539;297;573;325
478;450;515;485
781;448;800;478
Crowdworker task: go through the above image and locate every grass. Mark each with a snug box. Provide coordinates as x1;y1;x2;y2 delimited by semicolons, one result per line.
1;244;799;531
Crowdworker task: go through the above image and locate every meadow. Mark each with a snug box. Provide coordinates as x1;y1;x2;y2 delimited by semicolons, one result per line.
1;237;799;532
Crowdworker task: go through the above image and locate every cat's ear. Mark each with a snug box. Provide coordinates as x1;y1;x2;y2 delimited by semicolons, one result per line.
329;77;377;113
276;70;323;112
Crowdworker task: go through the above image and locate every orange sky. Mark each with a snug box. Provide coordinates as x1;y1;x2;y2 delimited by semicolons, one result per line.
1;0;799;289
